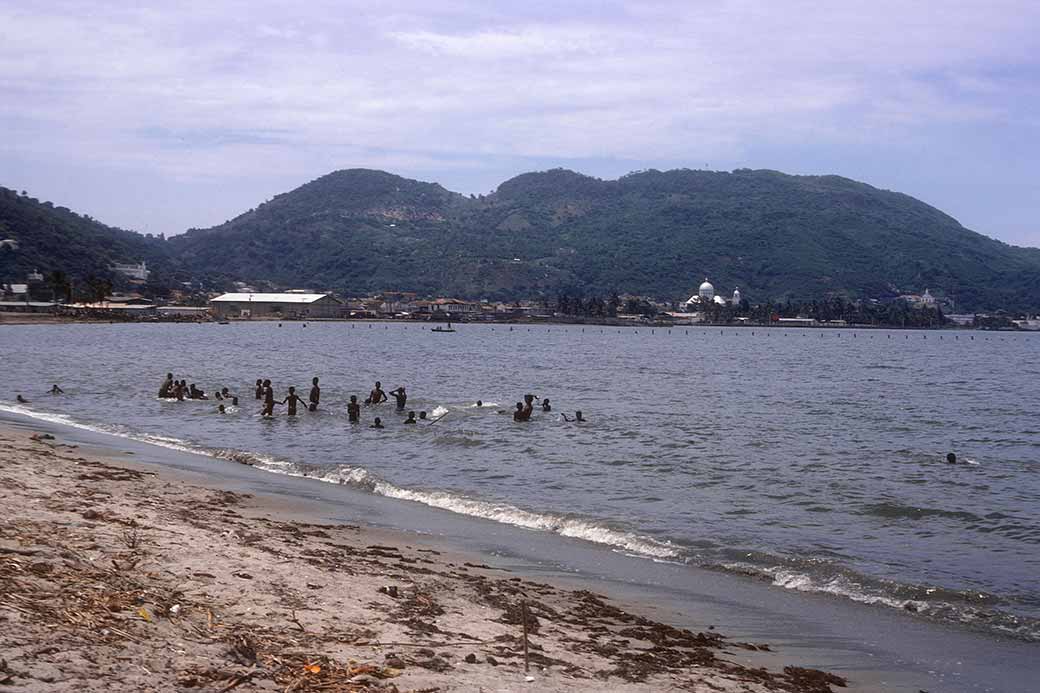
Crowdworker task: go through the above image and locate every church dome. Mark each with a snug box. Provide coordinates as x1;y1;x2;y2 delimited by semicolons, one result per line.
698;278;715;299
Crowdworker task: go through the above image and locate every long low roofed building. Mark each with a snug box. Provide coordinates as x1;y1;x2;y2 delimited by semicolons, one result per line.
209;292;343;319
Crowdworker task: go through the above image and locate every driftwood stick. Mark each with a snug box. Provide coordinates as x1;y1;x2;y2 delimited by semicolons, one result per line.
521;599;530;673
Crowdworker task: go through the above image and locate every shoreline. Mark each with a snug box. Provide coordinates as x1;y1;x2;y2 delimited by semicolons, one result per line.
0;422;850;692
1;404;1037;692
1;310;1003;330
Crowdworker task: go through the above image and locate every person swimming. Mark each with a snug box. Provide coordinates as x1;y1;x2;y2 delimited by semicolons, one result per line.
389;386;407;410
281;386;306;416
309;377;320;412
513;402;525;421
475;400;483;407
159;373;174;398
541;398;551;412
419;411;428;421
220;387;230;399
561;410;585;422
218;404;226;414
366;381;387;405
947;452;957;464
231;396;239;406
174;380;185;401
404;411;417;424
371;417;384;429
50;384;64;395
347;395;361;423
255;379;264;400
16;394;29;404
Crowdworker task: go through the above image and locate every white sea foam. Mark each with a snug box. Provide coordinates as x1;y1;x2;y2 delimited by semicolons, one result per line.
430;405;449;418
724;562;929;612
0;403;679;562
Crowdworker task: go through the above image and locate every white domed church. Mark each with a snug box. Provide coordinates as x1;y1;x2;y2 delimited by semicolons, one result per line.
682;278;740;310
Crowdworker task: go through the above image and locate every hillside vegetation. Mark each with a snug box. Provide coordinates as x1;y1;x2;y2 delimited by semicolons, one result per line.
169;168;1040;311
5;169;1040;311
0;187;175;292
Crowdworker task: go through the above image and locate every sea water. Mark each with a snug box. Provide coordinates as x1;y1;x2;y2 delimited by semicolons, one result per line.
3;321;1038;641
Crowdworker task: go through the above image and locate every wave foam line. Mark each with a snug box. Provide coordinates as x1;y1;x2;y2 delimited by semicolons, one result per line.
0;403;680;562
721;562;1040;642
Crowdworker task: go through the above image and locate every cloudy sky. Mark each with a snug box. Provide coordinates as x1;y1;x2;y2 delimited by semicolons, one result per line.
2;0;1038;245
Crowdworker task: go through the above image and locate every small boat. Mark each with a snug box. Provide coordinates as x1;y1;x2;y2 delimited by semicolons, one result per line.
431;322;455;333
218;320;230;325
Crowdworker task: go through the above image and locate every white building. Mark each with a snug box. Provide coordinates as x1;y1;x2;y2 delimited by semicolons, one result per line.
111;261;150;281
683;278;728;309
209;292;342;319
731;287;741;306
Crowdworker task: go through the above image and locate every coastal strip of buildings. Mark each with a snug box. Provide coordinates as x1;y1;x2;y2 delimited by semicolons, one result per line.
2;269;1038;329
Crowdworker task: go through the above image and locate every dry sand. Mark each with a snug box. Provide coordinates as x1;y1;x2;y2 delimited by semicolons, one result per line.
0;425;848;692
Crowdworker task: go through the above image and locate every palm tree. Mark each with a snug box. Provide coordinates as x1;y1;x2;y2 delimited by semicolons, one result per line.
86;277;112;305
47;270;69;303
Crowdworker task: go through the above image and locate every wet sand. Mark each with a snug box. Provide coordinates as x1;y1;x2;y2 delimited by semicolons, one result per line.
0;424;850;692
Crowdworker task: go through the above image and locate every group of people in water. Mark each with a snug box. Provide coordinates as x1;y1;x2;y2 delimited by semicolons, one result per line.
158;374;239;406
155;372;584;427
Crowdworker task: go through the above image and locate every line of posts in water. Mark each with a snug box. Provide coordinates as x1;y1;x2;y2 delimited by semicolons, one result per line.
283;322;1008;340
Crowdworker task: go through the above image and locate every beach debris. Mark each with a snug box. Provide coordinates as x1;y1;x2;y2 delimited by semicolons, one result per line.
121;522;141;550
379;584;400;598
521;600;531;672
0;659;15;686
227;634;258;666
783;666;848;691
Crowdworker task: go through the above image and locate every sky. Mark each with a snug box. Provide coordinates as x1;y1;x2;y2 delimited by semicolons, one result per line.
1;0;1038;246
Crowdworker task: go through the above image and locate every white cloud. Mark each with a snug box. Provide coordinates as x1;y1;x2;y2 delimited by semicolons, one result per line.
0;0;1038;242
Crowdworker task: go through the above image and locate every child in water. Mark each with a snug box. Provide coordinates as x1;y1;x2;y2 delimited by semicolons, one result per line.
404;411;417;424
309;377;320;412
389;386;407;410
281;387;305;416
261;380;275;417
371;417;384;429
347;395;361;423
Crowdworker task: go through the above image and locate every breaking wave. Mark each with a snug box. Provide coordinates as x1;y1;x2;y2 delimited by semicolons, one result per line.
3;402;1037;642
0;403;679;562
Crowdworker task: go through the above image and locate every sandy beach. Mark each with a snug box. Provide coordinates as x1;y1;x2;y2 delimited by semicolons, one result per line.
0;424;850;692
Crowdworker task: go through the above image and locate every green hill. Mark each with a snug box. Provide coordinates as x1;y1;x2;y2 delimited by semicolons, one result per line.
168;168;1040;311
5;170;1039;311
0;187;176;294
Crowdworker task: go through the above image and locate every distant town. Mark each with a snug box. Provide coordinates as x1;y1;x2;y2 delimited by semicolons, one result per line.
1;264;1038;330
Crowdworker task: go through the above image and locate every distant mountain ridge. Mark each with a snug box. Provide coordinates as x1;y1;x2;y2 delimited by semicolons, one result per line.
168;167;1040;311
4;169;1040;311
